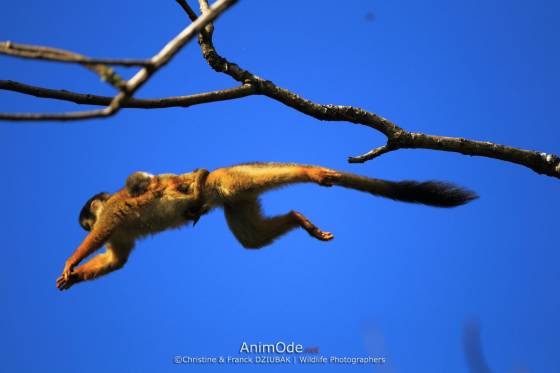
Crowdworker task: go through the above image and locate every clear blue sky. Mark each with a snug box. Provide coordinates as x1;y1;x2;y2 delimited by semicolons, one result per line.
1;0;559;372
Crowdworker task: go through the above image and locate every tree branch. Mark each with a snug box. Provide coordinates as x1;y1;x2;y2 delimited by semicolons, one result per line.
348;145;395;163
178;0;560;178
0;80;254;108
0;0;237;122
0;41;138;89
0;41;152;67
349;132;560;177
0;41;151;67
1;0;558;179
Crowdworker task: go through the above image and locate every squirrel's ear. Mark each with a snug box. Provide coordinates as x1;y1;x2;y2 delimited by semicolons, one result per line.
90;199;101;211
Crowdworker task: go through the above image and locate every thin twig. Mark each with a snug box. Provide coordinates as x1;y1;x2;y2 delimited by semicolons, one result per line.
0;109;112;121
0;0;237;122
176;0;200;22
1;0;558;179
0;80;254;108
0;41;132;89
182;0;560;178
348;145;394;163
99;0;238;115
0;42;152;67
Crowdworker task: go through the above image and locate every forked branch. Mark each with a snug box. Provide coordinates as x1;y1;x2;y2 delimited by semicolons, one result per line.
1;0;558;178
0;0;237;121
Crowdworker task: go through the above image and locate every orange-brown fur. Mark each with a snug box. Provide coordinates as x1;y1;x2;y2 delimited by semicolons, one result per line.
57;169;208;290
57;162;476;290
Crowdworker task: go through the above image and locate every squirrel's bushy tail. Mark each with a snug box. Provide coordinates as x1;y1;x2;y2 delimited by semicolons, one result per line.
336;172;477;207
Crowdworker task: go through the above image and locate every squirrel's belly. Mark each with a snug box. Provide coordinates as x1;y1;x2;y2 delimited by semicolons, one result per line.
136;198;190;234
